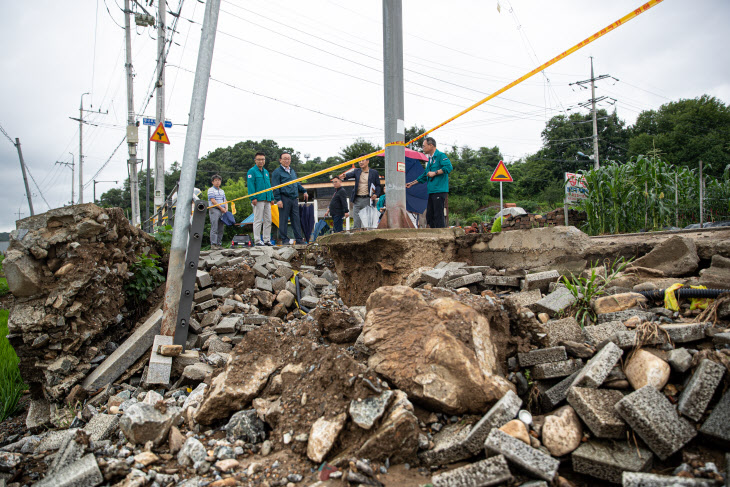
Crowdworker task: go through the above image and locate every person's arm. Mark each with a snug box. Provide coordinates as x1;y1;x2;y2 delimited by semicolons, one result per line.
247;171;258;205
371;170;381;200
340;169;355;181
438;153;453;175
271;168;283;205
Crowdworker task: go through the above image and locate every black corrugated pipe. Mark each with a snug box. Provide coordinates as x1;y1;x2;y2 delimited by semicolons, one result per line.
638;288;730;301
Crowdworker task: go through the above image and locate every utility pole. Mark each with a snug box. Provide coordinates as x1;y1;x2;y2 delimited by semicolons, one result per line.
382;0;408;228
14;138;34;216
124;0;141;225
155;0;166;225
569;57;617;170
55;153;75;205
69;96;106;204
16;208;24;221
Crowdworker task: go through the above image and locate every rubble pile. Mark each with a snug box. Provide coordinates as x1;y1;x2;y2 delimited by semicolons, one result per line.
4;204;160;407
500;208;587;231
2;230;730;487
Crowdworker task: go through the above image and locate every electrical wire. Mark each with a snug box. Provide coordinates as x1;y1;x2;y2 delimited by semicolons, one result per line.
102;0;125;29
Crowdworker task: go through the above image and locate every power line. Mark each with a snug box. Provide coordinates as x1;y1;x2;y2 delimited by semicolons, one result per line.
85;136;126;188
102;0;125;29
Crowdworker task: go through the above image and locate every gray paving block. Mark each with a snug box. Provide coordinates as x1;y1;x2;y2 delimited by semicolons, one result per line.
253;263;269;278
583;321;627;346
518;347;568;367
255;277;273;292
228;256;244;266
571;341;623;388
34;453;103;487
699;388;730;445
422;269;448;285
567;387;626;438
445;272;484;289
196;298;218;311
545;317;583;347
677;358;725;421
419;390;522;467
145;335;172;386
432;455;512;487
482;275;521;287
300;296;319;309
661;322;708;343
615;385;696;460
521;270;560;293
213;287;234;299
532;287;577;317
196;270;211;288
667;348;693;373
596;310;654;324
200;309;221;328
541;369;582;410
531;358;583;380
82;309;162;391
277;246;298;262
484;429;559;482
83;414;119;442
505;289;542;309
572;440;652;484
242;314;269;325
622;472;719;486
193;288;214;303
712;332;730;346
214;316;240;334
35;429;79;452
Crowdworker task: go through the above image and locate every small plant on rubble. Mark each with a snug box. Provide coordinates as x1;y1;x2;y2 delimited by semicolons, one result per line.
125;254;165;304
561;256;631;327
153;225;173;254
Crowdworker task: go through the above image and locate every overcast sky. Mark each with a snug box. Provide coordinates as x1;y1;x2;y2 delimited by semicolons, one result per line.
1;0;729;232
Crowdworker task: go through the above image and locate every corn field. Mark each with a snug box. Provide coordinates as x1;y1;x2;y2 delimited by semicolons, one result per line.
575;156;730;235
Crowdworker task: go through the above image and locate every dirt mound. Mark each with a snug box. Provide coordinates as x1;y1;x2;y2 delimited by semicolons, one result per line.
209;265;256;295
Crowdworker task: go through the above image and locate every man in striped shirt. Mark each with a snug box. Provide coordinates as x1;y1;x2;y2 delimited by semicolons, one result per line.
208;174;227;249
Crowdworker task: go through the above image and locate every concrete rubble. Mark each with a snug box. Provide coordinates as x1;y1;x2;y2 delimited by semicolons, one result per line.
1;221;729;486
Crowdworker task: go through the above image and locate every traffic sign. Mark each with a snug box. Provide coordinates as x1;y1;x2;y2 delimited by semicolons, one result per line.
150;122;170;145
142;118;172;128
490;160;513;182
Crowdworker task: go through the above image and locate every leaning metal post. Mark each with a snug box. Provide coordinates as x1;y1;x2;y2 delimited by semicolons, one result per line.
161;0;221;336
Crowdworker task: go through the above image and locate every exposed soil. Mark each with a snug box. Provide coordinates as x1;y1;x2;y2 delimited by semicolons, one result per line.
210;265;256;295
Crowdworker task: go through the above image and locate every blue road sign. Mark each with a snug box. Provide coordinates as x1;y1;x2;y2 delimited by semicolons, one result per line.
142;118;172;128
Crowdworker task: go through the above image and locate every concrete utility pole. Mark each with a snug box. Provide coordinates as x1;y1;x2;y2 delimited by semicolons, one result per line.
569;57;617;170
55;153;75;205
124;0;142;225
161;0;221;337
14;138;34;216
154;0;166;225
79;92;89;203
382;0;408;228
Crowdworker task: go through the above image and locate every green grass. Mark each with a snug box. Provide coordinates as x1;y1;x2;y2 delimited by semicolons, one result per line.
0;254;8;296
0;309;26;422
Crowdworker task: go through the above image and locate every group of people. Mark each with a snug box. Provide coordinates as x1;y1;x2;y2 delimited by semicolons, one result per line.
207;137;453;247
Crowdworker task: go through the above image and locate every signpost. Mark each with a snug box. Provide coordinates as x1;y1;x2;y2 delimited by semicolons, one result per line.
490;160;513;223
564;172;588;226
150;122;171;145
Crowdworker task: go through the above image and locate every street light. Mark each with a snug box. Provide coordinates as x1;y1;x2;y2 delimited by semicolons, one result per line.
94;180;119;205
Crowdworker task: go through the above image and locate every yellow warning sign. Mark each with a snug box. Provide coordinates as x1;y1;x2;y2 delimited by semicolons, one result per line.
490;160;513;182
150;123;170;145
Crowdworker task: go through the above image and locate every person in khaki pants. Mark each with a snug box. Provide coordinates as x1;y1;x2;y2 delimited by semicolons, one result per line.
207;174;227;249
247;152;274;245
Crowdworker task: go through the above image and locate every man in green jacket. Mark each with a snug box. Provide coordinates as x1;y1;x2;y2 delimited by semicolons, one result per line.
406;137;453;228
271;152;309;245
247;152;274;246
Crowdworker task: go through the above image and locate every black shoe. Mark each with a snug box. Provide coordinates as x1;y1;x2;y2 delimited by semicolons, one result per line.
264;241;274;246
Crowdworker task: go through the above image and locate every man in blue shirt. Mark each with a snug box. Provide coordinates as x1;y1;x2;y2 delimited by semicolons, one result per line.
271;152;309;245
406;137;453;228
247;152;274;246
207;174;227;249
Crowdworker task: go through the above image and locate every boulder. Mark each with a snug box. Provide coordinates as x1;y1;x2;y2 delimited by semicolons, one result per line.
361;286;514;414
3;249;43;296
119;402;181;446
306;412;348;463
624;349;670;390
226;410;266;443
355;390;420;463
542;405;582;457
630;236;699;277
699;254;730;289
592;293;648;315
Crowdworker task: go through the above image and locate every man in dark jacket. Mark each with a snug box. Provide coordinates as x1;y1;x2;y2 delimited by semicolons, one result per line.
271;152;309;245
406;137;453;228
339;154;381;229
325;176;349;233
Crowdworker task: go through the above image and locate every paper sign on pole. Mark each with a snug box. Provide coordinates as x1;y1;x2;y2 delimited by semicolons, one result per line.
490;160;513;182
565;172;588;203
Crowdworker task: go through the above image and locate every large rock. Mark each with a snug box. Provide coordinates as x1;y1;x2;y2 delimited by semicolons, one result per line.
542;405;582;456
226;410;266;443
631;236;699;277
307;413;348;463
699;254;730;289
624;349;670;391
361;286;514;414
592;293;648;315
355;390;420;463
3;249;43;296
119;402;181;446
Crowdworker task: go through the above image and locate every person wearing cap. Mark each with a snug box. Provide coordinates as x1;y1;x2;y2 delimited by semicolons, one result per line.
271;152;309;245
324;176;349;233
247;152;274;246
207;174;227;249
406;137;452;228
339;154;381;229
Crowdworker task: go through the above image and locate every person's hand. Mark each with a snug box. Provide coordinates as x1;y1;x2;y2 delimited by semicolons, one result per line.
427;171;437;178
405;181;416;188
324;209;329;217
345;212;349;217
277;201;284;208
251;199;258;206
303;193;309;201
338;173;345;180
223;205;228;212
380;208;386;213
370;194;377;201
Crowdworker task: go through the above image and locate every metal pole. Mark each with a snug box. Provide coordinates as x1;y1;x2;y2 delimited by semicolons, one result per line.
161;0;221;337
69;153;75;204
499;181;503;225
155;0;166;219
383;0;407;228
79;93;89;204
146;125;151;230
699;160;704;229
124;0;141;226
93;180;96;203
675;172;679;227
14;138;34;216
590;57;600;170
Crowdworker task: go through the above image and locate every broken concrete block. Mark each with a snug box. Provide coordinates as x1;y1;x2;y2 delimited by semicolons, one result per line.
242;314;269;325
544;317;583;347
622;472;718;487
712;332;730;346
583;321;626;346
572;440;652;484
34;453;103;487
505;289;542;309
120;402;182;446
615;385;696;460
699;386;730;444
274;265;294;281
432;455;513;487
518;347;567;367
213;287;234;299
193;288;214;303
307;412;347;463
200;309;221;328
666;348;693;373
596;310;654;324
483;275;521;287
631;235;699;277
82;413;119;442
661;322;708;343
158;344;182;357
484;429;559;482
253;263;269;278
82;309;162;391
445;272;484;289
196;270;211;289
422;269;448;285
531;359;583;380
677;359;725;422
521;270;560;293
300;296;319;309
277;246;298;262
276;289;296;308
145;335;172;386
592;292;648;315
255;277;273;293
567;387;626;438
26;399;52;433
571;341;623;388
196;298;218;311
214;316;240;334
541;369;582;410
533;287;576;317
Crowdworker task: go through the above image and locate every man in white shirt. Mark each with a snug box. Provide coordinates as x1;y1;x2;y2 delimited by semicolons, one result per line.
207;174;228;249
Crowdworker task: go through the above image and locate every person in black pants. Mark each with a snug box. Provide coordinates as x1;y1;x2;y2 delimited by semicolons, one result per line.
271;152;309;244
406;137;453;228
325;176;349;232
